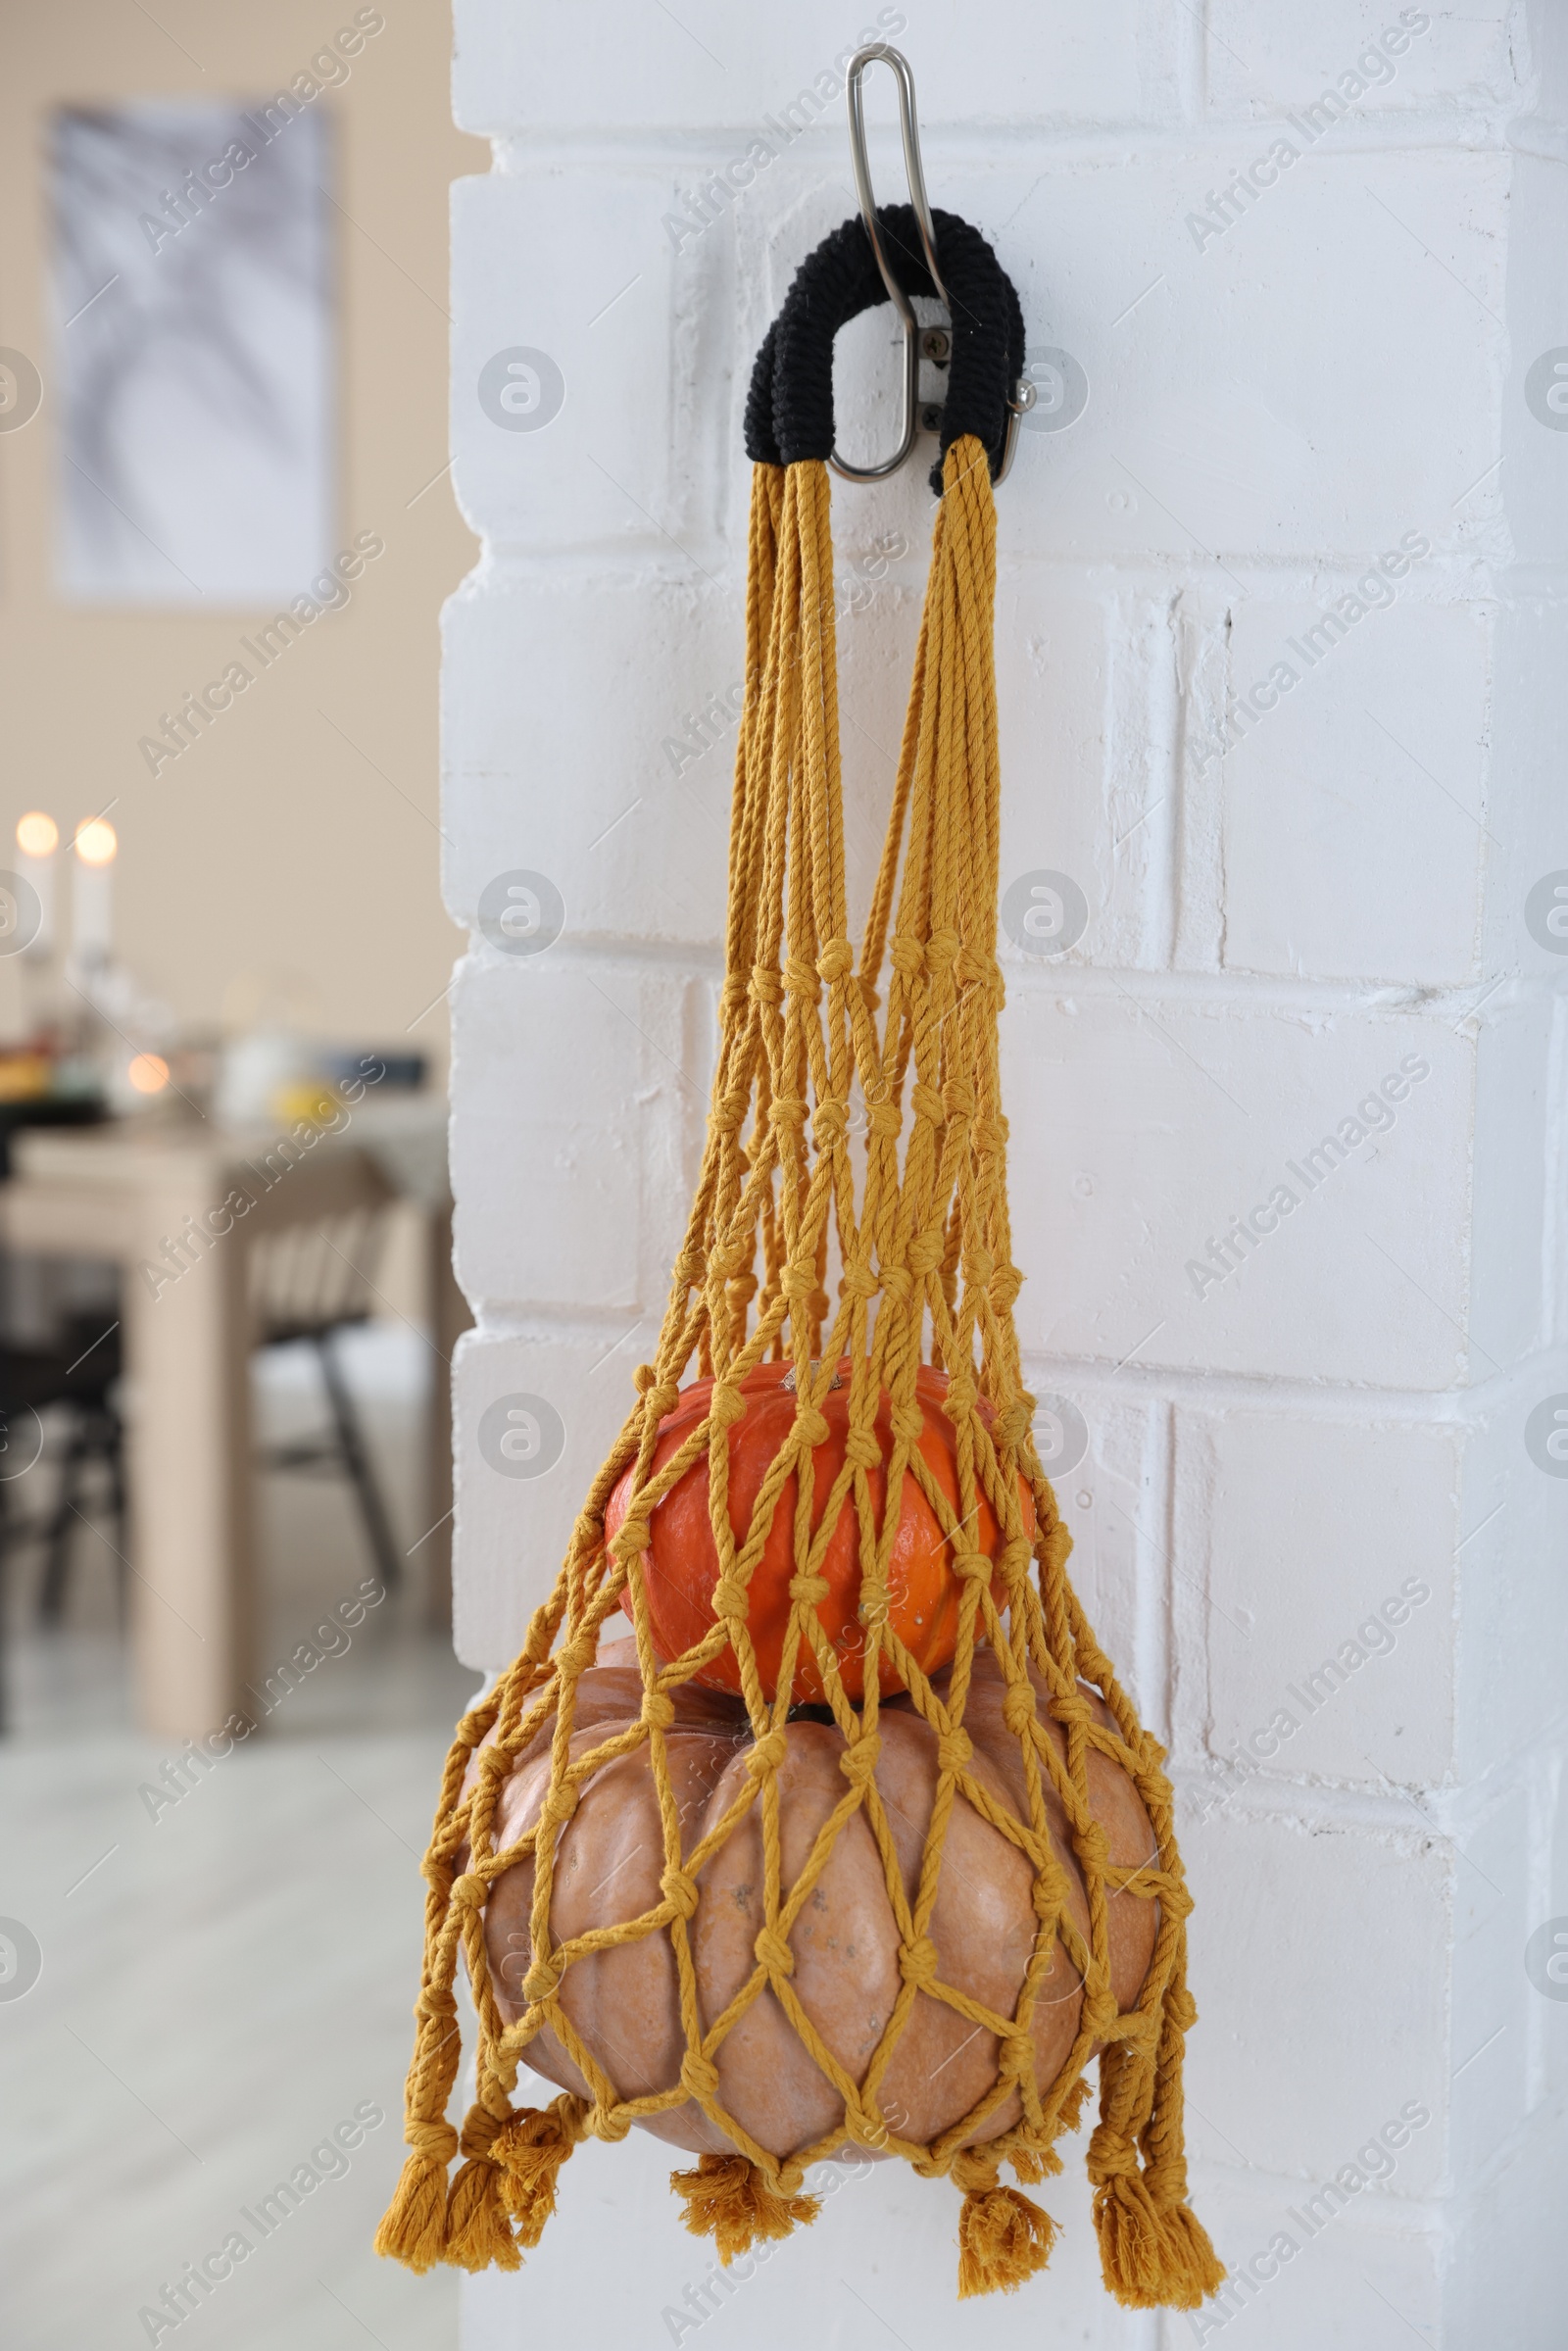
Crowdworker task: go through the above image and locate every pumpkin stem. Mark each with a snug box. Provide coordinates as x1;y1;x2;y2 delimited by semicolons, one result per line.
669;2153;820;2262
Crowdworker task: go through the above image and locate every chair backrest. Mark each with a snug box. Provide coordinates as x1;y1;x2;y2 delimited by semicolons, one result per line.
248;1201;393;1346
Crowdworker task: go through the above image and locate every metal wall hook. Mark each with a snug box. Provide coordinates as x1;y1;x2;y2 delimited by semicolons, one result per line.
829;44;1032;486
829;44;942;484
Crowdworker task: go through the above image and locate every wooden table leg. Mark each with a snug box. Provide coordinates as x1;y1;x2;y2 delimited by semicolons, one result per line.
123;1191;257;1739
421;1201;469;1629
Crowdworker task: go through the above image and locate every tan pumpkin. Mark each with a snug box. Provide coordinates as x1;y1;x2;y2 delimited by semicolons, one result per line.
466;1636;1158;2164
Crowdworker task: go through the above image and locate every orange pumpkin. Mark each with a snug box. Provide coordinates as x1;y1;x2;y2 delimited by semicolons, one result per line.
604;1359;1033;1704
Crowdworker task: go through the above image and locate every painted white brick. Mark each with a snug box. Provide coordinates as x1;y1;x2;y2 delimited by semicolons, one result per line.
1454;1378;1568;1784
1184;2157;1442;2351
956;148;1507;564
441;570;739;950
1503;154;1568;568
1449;1786;1531;2182
1446;2108;1568;2351
1182;1805;1448;2189
450;170;734;560
1001;994;1475;1387
450;955;705;1317
453;1323;658;1671
1170;1407;1459;1790
1204;2;1517;118
1216;591;1489;985
455;3;1170;138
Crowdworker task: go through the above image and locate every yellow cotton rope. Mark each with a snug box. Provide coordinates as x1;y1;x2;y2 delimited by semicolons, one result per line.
375;441;1222;2310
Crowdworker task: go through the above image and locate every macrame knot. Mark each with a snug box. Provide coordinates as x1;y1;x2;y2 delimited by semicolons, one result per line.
641;1690;677;1731
449;1871;489;1914
712;1086;752;1131
890;1401;926;1445
718;973;749;1017
711;1576;750;1621
1166;1984;1199;2033
1087;2123;1143;2183
520;1956;564;2004
746;1730;789;1776
642;1380;681;1420
815;937;854;981
974;1112;1009;1153
555;1635;597;1681
1050;1690;1097;1732
909;1081;946;1126
989;1266;1024;1312
610;1515;653;1564
416;1984;459;2026
679;2049;721;2103
839;1734;881;1787
788;1570;831;1606
925;927;960;973
779;1257;817;1297
708;1380;748;1428
865;1099;903;1136
888;933;924;977
782;955;819;1001
1002;1678;1039;1737
898;1937;940;1987
540;1780;580;1829
811;1098;849;1146
952;1544;995;1583
794;1405;831;1447
406;2118;460;2164
879;1262;913;1302
943;1078;976;1121
840;1260;880;1299
661;1866;701;1922
458;2100;509;2160
632;1361;660;1393
749;961;783;1004
906;1231;946;1276
989;1398;1030;1446
754;1925;796;1977
843;1425;884;1470
999;2033;1036;2084
936;1728;974;1775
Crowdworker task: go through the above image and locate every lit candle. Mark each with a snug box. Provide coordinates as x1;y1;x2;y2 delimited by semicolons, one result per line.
15;810;57;958
72;816;117;967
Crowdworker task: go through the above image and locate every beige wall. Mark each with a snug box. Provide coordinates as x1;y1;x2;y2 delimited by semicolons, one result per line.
0;0;483;1064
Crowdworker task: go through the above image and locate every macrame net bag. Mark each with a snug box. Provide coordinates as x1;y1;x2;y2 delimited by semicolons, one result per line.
377;207;1222;2311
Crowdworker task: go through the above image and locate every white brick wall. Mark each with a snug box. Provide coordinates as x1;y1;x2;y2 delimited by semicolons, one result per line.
443;6;1568;2342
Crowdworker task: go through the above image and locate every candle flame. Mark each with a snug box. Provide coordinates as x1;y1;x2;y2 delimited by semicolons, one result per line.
74;818;118;866
17;812;59;857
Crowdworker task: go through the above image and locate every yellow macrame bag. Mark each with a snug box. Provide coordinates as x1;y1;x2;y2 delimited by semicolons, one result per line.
377;214;1221;2310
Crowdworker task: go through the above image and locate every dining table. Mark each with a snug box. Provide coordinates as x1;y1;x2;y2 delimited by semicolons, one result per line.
0;1091;466;1738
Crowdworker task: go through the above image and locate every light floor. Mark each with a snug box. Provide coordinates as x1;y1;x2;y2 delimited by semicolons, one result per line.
0;1326;479;2351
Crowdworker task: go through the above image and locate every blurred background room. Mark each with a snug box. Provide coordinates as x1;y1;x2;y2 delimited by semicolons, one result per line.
0;7;482;2344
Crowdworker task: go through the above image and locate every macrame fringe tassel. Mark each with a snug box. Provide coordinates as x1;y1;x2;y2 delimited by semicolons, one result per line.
956;2182;1056;2298
1092;2170;1224;2311
373;2135;457;2275
1091;2165;1172;2307
670;2154;821;2263
443;2099;522;2273
495;2097;589;2248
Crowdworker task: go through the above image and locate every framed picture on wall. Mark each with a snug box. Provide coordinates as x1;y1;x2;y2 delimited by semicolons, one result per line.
50;98;334;606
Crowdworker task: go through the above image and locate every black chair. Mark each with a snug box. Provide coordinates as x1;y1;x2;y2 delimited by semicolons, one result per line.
251;1201;403;1593
0;1310;126;1641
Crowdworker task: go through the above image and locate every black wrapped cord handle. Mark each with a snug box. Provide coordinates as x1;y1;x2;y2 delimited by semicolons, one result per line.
744;202;1026;495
